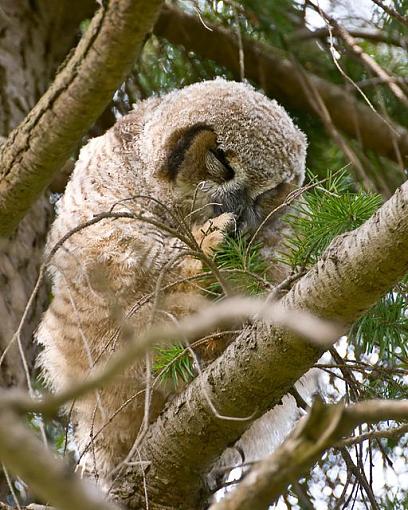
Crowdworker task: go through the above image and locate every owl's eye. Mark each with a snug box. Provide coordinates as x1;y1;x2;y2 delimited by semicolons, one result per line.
206;148;235;183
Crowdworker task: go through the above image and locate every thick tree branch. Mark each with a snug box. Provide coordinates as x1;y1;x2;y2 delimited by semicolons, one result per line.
0;0;164;236
154;5;408;166
211;399;408;510
113;179;408;509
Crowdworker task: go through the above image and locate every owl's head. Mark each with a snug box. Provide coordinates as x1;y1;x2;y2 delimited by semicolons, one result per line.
138;79;307;232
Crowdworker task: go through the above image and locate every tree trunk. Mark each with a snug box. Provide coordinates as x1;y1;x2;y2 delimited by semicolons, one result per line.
0;0;94;385
0;0;93;499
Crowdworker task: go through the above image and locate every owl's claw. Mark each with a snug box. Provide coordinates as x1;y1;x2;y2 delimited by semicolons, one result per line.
193;212;236;255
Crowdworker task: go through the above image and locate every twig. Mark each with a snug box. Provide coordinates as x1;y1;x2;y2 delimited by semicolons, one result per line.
2;298;339;418
2;464;22;510
371;0;408;28
290;26;407;48
234;7;245;81
307;0;408;108
339;422;408;447
164;312;255;423
291;52;377;191
356;76;408;88
339;447;379;510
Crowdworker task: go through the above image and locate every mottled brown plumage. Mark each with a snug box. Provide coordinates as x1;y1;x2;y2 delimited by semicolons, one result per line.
36;79;306;483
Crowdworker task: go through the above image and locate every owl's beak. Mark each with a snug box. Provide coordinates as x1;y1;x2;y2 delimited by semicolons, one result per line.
212;186;260;234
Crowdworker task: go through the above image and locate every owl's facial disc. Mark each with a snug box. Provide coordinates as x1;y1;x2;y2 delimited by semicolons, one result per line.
159;123;296;233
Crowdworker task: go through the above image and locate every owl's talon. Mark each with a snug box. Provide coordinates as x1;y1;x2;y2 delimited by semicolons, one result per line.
193;212;236;255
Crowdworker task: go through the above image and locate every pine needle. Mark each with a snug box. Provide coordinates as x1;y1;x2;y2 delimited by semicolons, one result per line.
153;344;195;387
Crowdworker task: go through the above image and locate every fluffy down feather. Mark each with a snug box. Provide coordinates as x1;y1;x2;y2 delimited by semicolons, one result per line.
36;78;308;485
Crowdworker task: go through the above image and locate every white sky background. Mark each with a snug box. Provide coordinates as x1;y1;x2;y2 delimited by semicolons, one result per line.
305;0;376;29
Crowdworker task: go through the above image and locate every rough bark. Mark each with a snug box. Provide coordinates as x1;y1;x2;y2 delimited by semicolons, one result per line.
0;0;93;388
154;5;408;166
0;0;94;501
0;0;164;236
113;179;408;509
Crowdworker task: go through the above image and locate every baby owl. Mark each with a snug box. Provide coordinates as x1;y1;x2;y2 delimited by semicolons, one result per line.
36;78;307;482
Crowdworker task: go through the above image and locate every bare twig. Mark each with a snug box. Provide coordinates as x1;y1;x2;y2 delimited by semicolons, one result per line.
307;0;408;108
290;27;407;48
357;76;408;88
234;7;245;81
371;0;408;28
2;298;338;418
340;423;408;448
339;447;379;510
290;54;376;190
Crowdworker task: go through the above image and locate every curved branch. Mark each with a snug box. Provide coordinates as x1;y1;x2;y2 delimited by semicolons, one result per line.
211;399;408;510
113;179;408;509
154;5;408;166
0;0;164;236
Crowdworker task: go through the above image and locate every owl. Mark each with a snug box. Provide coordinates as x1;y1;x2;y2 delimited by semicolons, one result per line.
36;78;307;484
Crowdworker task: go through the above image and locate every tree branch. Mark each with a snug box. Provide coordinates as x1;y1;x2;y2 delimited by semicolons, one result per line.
0;408;120;510
3;297;337;419
340;422;408;447
112;178;408;509
289;27;407;48
371;0;408;28
307;0;408;108
211;399;408;510
0;0;164;236
154;5;408;166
